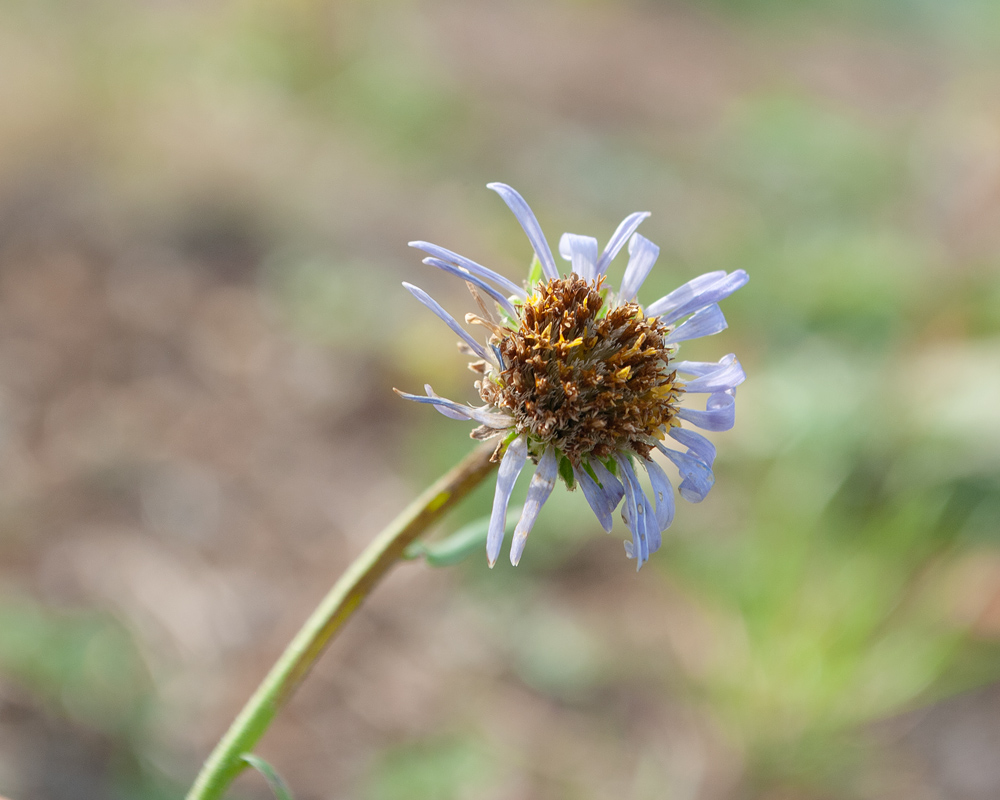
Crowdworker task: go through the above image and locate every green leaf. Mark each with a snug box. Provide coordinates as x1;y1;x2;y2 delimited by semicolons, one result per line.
526;255;543;288
558;454;575;489
406;507;523;567
242;754;294;800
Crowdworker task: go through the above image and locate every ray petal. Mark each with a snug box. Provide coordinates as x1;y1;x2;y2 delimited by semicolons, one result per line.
664;304;728;344
409;241;526;299
487;437;528;567
681;355;746;394
421;257;518;319
510;447;559;565
668;427;717;467
615;454;650;570
676;391;736;432
559;233;599;281
646;270;747;322
656;442;715;502
487;183;559;281
642;457;675;532
596;211;650;276
403;282;494;363
619;233;660;302
574;463;619;532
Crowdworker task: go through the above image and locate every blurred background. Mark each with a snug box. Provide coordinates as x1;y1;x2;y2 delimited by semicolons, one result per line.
1;0;999;798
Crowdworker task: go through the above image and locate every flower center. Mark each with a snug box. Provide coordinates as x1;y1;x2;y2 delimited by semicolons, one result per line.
481;275;681;464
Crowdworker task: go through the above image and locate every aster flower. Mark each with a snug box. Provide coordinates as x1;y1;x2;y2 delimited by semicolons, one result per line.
397;183;747;570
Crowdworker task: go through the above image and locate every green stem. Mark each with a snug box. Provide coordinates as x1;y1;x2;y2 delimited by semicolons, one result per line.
186;444;498;800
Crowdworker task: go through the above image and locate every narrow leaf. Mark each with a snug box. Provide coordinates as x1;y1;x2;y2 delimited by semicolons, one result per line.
242;754;294;800
405;508;522;567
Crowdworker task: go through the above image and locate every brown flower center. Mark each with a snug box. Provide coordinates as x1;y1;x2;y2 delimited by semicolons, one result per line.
480;275;681;464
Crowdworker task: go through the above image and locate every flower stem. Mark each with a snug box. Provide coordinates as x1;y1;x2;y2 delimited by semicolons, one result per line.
185;444;498;800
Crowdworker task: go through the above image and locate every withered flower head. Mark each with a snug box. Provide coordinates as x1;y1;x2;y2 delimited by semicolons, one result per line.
397;184;747;569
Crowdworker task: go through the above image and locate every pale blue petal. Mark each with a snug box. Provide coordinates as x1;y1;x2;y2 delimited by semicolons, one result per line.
394;387;513;428
672;356;733;377
510;447;559;565
656;442;715;502
434;407;467;421
649;270;748;324
623;488;661;556
422;257;518;319
642;457;675;531
677;391;736;432
409;241;527;300
491;343;505;371
619;233;660;302
558;233;599;281
645;271;725;317
487;183;559;281
394;388;471;420
668;427;716;467
682;355;746;394
615;454;650;570
679;477;707;504
403;282;494;364
640;490;661;555
589;459;625;508
616;458;642;565
596;211;650;277
419;383;468;420
664;304;727;344
710;388;736;406
487;437;528;567
464;407;516;428
574;463;619;532
421;384;514;428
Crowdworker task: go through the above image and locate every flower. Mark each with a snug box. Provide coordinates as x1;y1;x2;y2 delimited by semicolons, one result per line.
397;183;747;569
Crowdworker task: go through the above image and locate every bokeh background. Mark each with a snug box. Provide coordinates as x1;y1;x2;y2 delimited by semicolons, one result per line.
1;1;1000;798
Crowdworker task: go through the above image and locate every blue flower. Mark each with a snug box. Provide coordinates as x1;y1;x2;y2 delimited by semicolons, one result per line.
397;184;747;569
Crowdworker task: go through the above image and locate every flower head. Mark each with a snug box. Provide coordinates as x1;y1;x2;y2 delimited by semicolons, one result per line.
397;184;747;569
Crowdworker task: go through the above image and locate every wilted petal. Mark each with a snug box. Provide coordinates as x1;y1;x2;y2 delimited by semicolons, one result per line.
419;383;468;420
648;270;748;324
668;427;717;467
623;488;660;556
596;211;650;276
639;490;661;555
574;463;620;532
617;463;641;563
559;233;599;281
409;241;527;299
664;304;727;344
403;282;494;364
677;391;736;432
619;233;660;302
487;437;528;567
656;441;715;502
487;183;559;281
642;457;675;531
396;383;466;420
421;384;514;427
682;355;746;394
510;447;559;565
394;387;513;428
673;353;736;377
615;454;651;570
589;459;625;508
